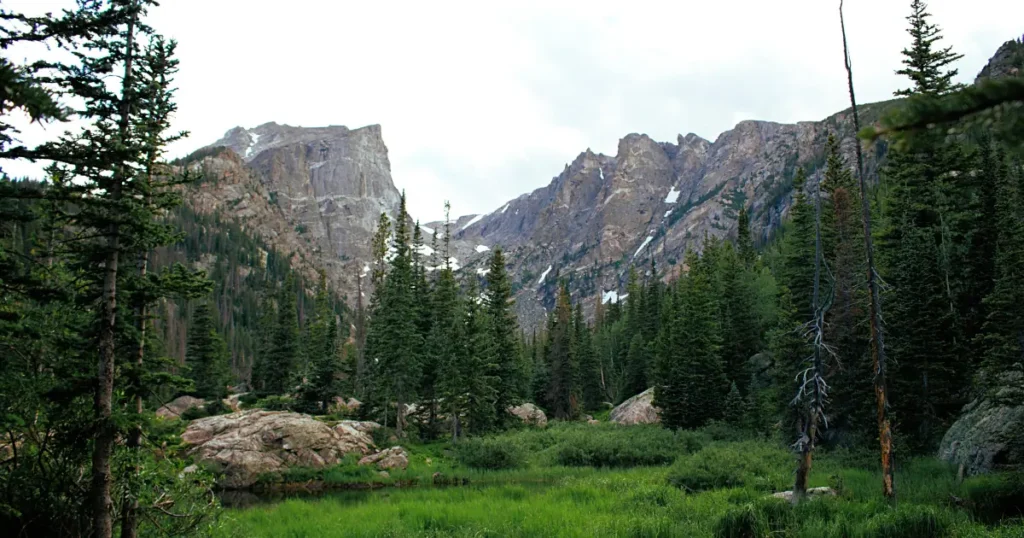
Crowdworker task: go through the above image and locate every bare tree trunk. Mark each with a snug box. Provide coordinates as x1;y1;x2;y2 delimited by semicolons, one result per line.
795;177;827;499
120;249;147;538
840;0;896;501
92;11;137;537
396;397;406;438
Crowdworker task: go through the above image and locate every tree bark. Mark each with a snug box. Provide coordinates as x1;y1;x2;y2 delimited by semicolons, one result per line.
91;8;137;538
840;0;896;501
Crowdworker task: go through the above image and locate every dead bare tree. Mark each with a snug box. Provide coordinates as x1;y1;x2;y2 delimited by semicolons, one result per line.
793;176;835;499
840;0;896;501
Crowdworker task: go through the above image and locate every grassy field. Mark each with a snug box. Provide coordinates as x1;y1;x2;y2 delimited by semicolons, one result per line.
214;424;1024;537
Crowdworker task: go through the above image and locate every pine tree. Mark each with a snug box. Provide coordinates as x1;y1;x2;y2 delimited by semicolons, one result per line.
185;301;231;400
820;133;873;441
574;302;603;412
723;382;746;426
623;334;650;399
882;1;974;451
364;194;422;436
782;168;817;321
485;247;521;425
894;0;964;97
463;278;498;434
298;275;341;413
736;206;756;269
978;158;1024;390
717;242;760;393
263;273;300;395
546;284;578;419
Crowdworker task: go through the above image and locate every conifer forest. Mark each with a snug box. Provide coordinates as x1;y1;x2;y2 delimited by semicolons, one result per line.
1;1;1023;536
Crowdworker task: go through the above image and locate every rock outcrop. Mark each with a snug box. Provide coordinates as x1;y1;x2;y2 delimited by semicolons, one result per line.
508;403;548;427
771;487;837;503
190;122;403;307
610;388;660;425
939;373;1024;476
156;395;205;419
358;446;409;471
181;410;375;488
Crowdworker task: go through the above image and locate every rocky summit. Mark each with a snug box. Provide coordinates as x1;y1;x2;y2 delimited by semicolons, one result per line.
187;122;402;304
187;104;892;327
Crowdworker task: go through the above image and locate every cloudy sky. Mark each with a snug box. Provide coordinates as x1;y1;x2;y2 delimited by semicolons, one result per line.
7;1;1023;221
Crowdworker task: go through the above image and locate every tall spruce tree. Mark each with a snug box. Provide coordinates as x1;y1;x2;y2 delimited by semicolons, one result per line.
463;278;499;434
881;0;973;451
546;284;578;419
185;301;231;400
364;194;422;436
485;247;521;425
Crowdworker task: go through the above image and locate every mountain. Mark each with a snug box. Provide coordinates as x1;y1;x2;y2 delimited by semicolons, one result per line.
440;103;892;325
183;122;402;306
182;41;1015;328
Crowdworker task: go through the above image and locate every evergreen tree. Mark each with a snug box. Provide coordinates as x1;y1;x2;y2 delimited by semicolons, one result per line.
433;206;467;440
263;273;300;395
978;158;1024;390
463;278;499;434
485;247;522;425
546;284;578;419
881;1;974;450
723;382;746;426
782;168;817;321
894;0;964;97
717;242;760;393
820;133;873;441
736;206;756;269
623;334;650;399
364;194;422;436
574;302;603;412
185;301;231;400
298;275;341;413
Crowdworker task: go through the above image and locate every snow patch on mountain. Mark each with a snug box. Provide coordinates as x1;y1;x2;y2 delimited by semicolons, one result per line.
461;214;483;231
538;265;553;286
633;236;654;259
664;186;680;204
602;290;620;304
475;245;491;253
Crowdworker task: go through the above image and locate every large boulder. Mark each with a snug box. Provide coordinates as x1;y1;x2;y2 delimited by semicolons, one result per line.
358;446;408;470
181;410;374;488
156;395;205;419
508;403;548;427
939;373;1024;476
610;388;660;425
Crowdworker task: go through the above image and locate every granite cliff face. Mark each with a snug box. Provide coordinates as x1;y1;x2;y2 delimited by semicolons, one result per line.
183;108;889;324
444;103;891;324
186;122;403;303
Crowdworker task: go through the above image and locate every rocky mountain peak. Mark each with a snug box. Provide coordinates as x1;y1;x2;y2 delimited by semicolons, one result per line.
976;36;1024;83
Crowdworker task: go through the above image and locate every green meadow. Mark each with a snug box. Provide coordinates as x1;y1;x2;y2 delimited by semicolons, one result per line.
214;424;1024;538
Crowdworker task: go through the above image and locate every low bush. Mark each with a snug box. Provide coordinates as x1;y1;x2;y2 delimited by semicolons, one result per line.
714;498;793;538
255;395;294;411
863;505;952;538
454;438;525;470
550;424;705;468
179;398;230;421
962;473;1024;524
667;441;791;492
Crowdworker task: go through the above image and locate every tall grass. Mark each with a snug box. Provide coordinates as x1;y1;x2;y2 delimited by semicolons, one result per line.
217;427;1024;537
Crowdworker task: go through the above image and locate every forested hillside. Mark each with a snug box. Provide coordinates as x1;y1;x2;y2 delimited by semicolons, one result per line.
1;1;1023;537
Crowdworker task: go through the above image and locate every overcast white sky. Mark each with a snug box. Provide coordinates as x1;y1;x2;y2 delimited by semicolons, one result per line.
6;1;1023;221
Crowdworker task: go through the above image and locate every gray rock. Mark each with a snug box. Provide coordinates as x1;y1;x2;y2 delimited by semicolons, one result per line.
156;395;205;419
939;372;1024;475
181;410;374;488
771;487;836;503
508;403;548;427
359;446;409;470
610;388;660;425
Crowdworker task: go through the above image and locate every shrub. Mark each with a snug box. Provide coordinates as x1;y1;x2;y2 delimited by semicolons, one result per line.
864;505;951;538
961;473;1024;524
667;442;791;492
179;399;229;421
255;395;294;411
714;498;793;538
551;425;705;468
454;438;525;470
